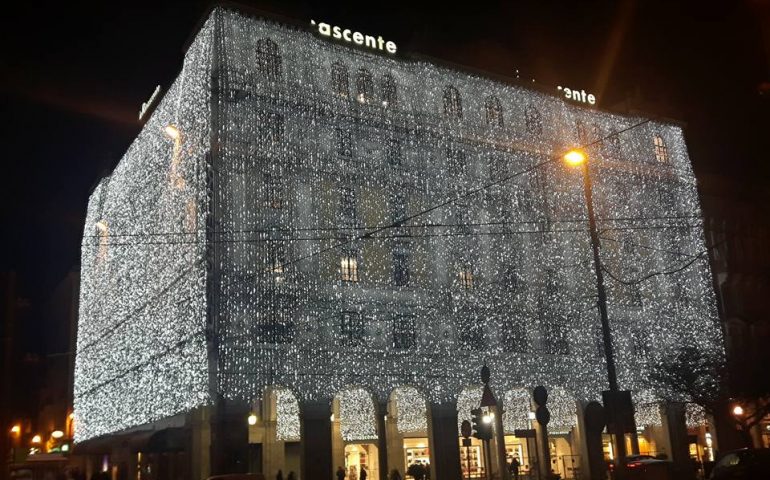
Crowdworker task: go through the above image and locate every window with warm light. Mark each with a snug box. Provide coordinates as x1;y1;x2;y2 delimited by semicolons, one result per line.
356;68;374;103
459;268;474;289
381;73;397;107
341;256;358;282
653;134;669;163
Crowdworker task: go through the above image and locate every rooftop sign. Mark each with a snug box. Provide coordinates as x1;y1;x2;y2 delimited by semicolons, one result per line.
557;85;596;106
311;19;397;54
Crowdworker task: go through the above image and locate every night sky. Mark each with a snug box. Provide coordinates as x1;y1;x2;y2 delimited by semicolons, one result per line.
2;0;769;354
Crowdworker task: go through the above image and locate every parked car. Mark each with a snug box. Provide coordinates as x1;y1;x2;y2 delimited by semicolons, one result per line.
709;448;770;480
609;455;673;480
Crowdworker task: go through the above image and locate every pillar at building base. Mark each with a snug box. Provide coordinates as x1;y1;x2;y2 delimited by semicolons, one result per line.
376;401;390;480
211;399;250;475
427;402;462;480
662;403;695;480
301;400;333;480
190;407;212;480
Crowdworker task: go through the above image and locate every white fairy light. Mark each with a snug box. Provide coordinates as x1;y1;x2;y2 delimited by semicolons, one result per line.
274;388;301;441
338;388;378;441
503;388;531;433
393;386;428;434
73;7;722;442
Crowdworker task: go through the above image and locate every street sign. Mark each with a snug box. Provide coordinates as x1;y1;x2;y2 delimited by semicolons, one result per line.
533;386;548;406
513;429;536;438
535;405;550;426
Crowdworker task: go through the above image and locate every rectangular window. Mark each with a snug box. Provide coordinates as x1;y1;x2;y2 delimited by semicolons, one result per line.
341;255;358;282
337;128;353;158
447;147;466;176
501;319;529;353
386;138;402;166
265;172;283;209
393;244;410;286
267;242;285;283
459;323;485;351
459;268;474;289
340;311;364;342
653;135;669;163
340;186;357;224
393;315;416;349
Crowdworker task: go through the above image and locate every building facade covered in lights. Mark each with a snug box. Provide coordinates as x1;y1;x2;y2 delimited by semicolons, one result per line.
74;6;724;480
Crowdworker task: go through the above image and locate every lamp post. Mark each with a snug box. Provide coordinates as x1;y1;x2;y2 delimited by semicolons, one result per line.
564;149;629;468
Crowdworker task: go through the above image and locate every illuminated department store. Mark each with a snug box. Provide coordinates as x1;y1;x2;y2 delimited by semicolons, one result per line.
73;5;723;480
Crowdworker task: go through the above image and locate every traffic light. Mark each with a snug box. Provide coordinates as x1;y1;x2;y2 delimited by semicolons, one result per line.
471;408;492;440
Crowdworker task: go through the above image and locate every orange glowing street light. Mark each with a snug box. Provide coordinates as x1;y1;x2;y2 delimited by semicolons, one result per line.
564;149;587;166
10;425;21;435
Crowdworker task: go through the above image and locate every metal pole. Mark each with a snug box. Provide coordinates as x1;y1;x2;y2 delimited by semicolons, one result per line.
580;162;628;466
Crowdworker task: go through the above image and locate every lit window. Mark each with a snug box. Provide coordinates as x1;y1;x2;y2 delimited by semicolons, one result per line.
356;68;374;103
381;73;397;107
443;85;462;119
653;134;669;163
256;38;282;82
393;315;416;349
267;242;285;282
331;61;349;97
459;268;474;289
340;311;364;341
485;96;504;127
341;256;358;282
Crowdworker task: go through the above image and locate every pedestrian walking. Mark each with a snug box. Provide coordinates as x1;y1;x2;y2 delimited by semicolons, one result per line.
360;465;368;480
337;466;346;480
509;455;520;480
276;469;283;480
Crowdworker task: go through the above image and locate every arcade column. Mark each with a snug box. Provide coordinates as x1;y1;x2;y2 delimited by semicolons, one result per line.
427;402;462;480
300;399;333;480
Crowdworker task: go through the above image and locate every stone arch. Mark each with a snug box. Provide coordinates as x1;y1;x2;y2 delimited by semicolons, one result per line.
334;386;378;442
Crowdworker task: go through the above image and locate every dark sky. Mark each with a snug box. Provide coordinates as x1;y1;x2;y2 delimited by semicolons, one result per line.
2;0;769;353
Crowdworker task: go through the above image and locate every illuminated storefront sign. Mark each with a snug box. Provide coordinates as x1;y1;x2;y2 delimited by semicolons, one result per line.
311;19;397;54
557;85;596;105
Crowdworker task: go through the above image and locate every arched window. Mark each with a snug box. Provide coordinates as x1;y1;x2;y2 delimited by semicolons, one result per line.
485;96;503;127
356;68;374;103
525;105;543;135
653;134;669;163
443;85;463;119
256;38;282;82
331;61;349;97
381;73;397;107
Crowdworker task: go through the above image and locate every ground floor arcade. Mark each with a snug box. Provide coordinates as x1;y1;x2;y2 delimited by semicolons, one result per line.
73;386;711;480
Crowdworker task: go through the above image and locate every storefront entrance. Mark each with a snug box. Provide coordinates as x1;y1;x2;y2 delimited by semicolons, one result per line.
344;443;378;480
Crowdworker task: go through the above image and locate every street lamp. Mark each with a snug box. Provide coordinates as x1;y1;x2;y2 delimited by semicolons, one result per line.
732;405;744;417
563;148;627;463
